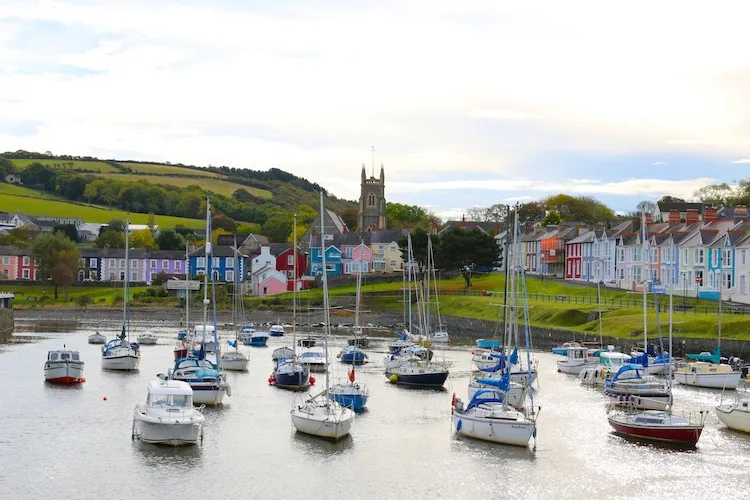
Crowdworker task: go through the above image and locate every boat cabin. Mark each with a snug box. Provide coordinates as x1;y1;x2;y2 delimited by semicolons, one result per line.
47;350;81;362
600;352;631;370
146;380;194;409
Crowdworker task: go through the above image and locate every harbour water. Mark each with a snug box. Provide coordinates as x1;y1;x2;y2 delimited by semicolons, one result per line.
3;323;750;500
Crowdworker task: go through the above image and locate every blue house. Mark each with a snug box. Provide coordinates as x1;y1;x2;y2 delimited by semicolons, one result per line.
308;237;343;276
188;245;248;283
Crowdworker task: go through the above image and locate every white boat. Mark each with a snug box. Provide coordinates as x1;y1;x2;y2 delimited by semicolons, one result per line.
219;246;250;372
44;349;84;383
272;346;295;362
137;332;158;345
132;380;205;445
87;332;106;344
220;349;249;371
188;325;218;352
101;217;140;372
468;378;527;408
298;350;328;373
430;331;450;343
674;362;742;389
579;352;631;387
270;324;285;336
452;389;536;446
604;364;671;410
716;391;750;432
556;346;598;374
291;192;355;440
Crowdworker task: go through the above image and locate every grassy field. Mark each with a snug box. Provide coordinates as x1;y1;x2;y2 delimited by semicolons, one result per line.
0;183;67;200
119;162;222;178
10;158;121;173
97;173;272;199
0;193;204;228
8;285;151;309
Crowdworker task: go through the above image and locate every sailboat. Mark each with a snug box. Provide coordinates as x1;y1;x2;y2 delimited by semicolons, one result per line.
270;214;311;391
452;208;539;447
328;249;369;411
338;242;369;365
608;267;706;447
166;197;230;405
675;244;742;389
174;242;191;360
291;192;355;440
385;234;449;388
102;214;140;371
220;240;249;371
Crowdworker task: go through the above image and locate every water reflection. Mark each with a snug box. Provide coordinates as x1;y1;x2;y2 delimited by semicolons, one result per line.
132;440;204;467
292;431;354;455
607;432;700;452
451;434;537;462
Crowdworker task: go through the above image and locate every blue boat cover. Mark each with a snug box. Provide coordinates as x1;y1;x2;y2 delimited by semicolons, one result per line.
609;364;644;382
476;371;510;392
195;369;218;380
228;340;237;348
480;356;506;373
466;389;505;411
653;352;671;365
687;347;721;364
628;353;649;367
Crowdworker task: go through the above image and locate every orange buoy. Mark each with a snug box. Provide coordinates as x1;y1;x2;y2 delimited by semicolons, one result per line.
309;376;316;385
103;396;108;401
80;378;86;383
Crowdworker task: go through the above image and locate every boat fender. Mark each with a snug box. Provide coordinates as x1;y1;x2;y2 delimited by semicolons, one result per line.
600;370;606;380
389;374;398;383
101;346;105;352
337;353;342;358
268;377;275;385
80;378;86;383
456;419;462;431
310;376;316;385
451;392;456;413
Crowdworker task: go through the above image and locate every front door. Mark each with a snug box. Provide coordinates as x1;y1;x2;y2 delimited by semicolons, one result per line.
741;274;747;295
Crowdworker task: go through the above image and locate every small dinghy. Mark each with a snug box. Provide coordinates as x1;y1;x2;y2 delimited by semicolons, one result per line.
88;332;106;344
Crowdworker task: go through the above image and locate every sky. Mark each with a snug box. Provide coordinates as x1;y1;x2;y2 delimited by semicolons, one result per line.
1;0;749;220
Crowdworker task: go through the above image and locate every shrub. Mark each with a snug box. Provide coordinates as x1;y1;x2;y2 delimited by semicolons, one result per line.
75;295;93;307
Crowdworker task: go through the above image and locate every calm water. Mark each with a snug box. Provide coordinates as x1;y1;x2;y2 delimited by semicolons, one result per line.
3;323;750;500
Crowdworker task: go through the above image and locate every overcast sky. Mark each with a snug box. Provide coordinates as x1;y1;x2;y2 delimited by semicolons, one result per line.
1;1;749;219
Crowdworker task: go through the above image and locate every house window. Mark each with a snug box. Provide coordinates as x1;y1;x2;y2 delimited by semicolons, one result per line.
23;256;30;266
89;258;97;267
390;260;396;267
723;271;732;289
109;259;115;267
212;270;219;280
2;269;7;278
226;257;234;268
90;271;97;280
618;248;624;262
225;270;234;282
131;271;137;281
150;260;157;269
287;270;294;278
617;268;624;280
324;234;333;241
325;264;336;272
287;255;294;266
131;259;137;268
176;261;181;270
120;272;125;280
211;257;219;267
695;249;704;265
711;250;718;267
119;259;125;268
162;259;169;268
197;257;205;268
722;249;732;267
683;249;688;263
390;246;397;253
345;247;353;259
263;286;268;295
22;269;29;279
2;256;8;265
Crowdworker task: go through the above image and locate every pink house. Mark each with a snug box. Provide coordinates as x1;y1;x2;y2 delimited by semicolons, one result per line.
253;264;288;297
348;243;372;274
0;248;18;280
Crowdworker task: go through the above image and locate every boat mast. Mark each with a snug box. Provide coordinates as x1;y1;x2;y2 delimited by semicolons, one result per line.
641;211;648;356
407;234;413;334
233;237;240;351
293;214;297;358
201;197;211;354
424;235;432;340
124;213;130;340
319;192;332;402
185;240;190;335
354;241;362;338
668;241;674;391
718;244;722;351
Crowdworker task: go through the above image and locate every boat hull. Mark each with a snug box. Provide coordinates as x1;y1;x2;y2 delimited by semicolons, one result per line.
133;414;203;445
716;406;750;432
44;361;84;383
452;411;535;446
220;357;249;371
190;385;227;405
300;362;328;373
557;359;596;375
88;334;106;345
475;339;501;349
389;369;449;388
101;354;140;371
291;406;354;440
674;371;742;389
244;337;268;347
340;352;367;364
607;417;703;446
274;370;310;390
328;392;368;411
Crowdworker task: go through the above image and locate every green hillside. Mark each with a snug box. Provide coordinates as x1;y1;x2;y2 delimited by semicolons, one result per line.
0;193;204;227
119;162;222;178
12;158;120;173
96;173;272;198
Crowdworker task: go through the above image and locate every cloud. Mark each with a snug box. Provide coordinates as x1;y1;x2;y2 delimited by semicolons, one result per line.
469;109;533;120
651;161;667;165
730;159;750;164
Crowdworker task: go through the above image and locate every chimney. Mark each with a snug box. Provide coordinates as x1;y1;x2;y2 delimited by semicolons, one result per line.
734;205;748;222
704;206;718;223
686;209;699;224
668;210;680;225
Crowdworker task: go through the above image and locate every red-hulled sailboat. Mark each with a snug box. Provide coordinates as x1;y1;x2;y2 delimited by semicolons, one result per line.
607;409;706;446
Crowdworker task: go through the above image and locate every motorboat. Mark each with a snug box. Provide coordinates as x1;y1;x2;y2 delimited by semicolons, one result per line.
339;345;367;365
674;361;742;390
132;380;205;445
244;331;269;347
173;341;189;360
238;324;256;342
716;391;750;432
101;338;140;371
177;329;188;340
388;339;411;354
168;357;230;405
347;337;370;348
269;324;285;337
607;408;705;446
556;346;598;375
137;332;158;345
44;349;84;384
552;341;581;356
298;350;328;373
298;336;317;348
87;332;106;344
452;389;537;446
578;352;631;387
386;359;449;388
604;365;671;410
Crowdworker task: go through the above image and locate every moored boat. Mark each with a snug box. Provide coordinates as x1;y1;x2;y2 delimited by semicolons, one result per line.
674;361;742;389
132;380;205;445
339;345;367;365
87;332;106;344
475;338;501;349
716;391;750;432
168;356;230;405
298;350;328;373
269;324;285;337
244;331;269;347
556;346;598;374
452;389;537;446
604;364;671;410
579;352;631;387
44;348;84;383
137;331;158;345
607;408;705;446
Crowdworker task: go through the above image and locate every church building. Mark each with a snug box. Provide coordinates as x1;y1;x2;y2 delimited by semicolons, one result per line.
358;161;386;231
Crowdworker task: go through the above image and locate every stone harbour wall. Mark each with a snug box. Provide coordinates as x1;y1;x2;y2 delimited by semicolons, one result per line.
0;309;13;335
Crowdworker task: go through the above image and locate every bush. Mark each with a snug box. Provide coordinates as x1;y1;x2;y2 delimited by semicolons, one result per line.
75;295;93;307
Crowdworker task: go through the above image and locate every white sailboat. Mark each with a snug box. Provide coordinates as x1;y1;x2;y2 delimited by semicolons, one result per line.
291;192;354;440
102;215;140;371
452;207;539;447
220;239;249;371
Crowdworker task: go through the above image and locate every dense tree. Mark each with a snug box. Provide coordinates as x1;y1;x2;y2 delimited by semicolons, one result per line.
0;156;18;178
386;202;430;228
103;219;127;235
341;207;358;231
397;228;436;276
53;224;78;242
32;232;81;299
20;163;57;190
693;180;750;207
213;213;237;232
542;210;562;226
636;200;655;214
156;229;186;250
544;194;615;223
236;222;261;234
94;231;125;249
130;229;157;249
436;228;499;286
510;201;547;226
262;214;292;243
658;195;686;204
0;227;33;246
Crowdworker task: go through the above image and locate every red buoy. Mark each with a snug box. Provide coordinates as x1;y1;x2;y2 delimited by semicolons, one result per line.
309;376;316;385
268;377;275;385
103;396;108;401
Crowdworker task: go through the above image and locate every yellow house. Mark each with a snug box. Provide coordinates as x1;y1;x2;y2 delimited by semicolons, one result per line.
369;230;405;272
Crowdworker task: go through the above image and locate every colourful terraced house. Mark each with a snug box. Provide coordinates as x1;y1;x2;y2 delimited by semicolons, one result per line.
309;235;343;276
0;248;18;280
189;246;247;282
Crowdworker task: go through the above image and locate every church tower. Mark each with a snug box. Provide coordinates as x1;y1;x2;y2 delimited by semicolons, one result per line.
357;148;386;232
